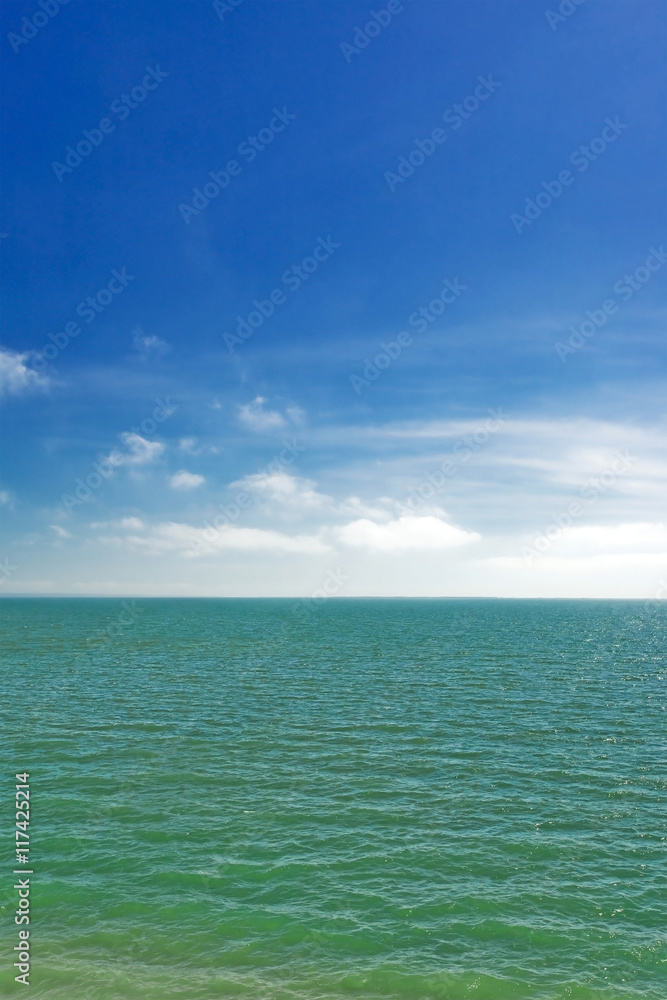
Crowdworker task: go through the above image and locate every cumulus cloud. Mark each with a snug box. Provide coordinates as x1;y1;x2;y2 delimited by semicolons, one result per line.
169;470;205;491
234;472;332;513
336;515;481;553
0;348;50;398
238;397;287;432
237;397;305;433
107;432;165;467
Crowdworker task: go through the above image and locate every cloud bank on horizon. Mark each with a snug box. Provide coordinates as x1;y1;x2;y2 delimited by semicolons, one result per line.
0;0;665;598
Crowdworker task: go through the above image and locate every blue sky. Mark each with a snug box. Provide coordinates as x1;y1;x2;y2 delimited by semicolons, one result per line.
1;0;666;597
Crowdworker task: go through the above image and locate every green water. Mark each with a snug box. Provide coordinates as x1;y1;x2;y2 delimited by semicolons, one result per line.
1;598;664;998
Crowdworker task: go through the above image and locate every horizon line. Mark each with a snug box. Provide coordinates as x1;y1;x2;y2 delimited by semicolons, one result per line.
0;594;661;601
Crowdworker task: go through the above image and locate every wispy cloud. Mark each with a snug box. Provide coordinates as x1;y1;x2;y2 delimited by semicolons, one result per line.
97;519;331;557
488;521;667;572
178;437;199;454
50;524;71;538
120;517;145;530
237;396;302;432
131;327;171;360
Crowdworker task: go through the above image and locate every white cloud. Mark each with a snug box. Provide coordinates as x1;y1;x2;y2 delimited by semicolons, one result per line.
177;437;222;457
0;348;50;398
337;495;400;520
337;515;481;553
234;472;331;513
238;397;287;432
488;522;667;572
286;405;306;425
131;327;170;360
169;470;205;491
179;437;199;454
99;520;330;557
50;524;70;538
90;518;145;531
556;521;667;552
503;553;667;573
308;415;667;535
107;433;165;467
120;517;145;530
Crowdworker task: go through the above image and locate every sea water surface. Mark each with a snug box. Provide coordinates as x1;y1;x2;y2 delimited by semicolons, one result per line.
1;598;665;999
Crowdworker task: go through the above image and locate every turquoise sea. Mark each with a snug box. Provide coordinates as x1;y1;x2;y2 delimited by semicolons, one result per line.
1;598;665;999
